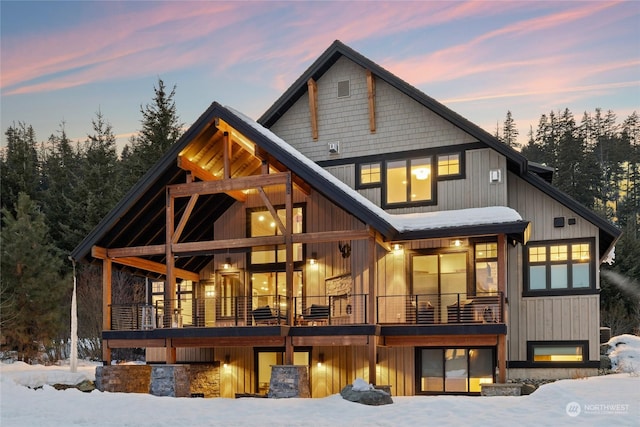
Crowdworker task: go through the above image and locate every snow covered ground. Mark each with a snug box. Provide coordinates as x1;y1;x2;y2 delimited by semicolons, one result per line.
1;335;639;427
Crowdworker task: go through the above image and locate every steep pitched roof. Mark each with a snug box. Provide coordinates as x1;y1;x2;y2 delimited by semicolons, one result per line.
72;41;620;272
71;103;530;273
257;39;620;260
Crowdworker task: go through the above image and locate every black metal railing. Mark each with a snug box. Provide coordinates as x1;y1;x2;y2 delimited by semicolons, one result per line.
376;292;504;325
108;292;501;330
293;294;367;325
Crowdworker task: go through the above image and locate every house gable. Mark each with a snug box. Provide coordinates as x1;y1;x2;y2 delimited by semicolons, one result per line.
269;56;476;162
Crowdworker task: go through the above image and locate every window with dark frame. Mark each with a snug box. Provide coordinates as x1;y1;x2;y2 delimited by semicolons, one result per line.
437;153;461;177
358;162;381;186
355;151;463;207
385;157;433;205
524;239;594;295
249;206;304;264
416;347;495;394
475;242;498;294
527;341;587;363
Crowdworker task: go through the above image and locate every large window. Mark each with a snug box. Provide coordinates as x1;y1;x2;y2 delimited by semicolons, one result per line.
412;252;467;324
150;280;194;327
249;206;303;264
417;347;495;394
386;158;433;205
355;151;463;207
251;271;303;316
524;239;595;295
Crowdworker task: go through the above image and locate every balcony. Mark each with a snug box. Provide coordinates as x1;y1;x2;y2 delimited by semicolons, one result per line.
108;292;503;332
109;294;369;330
376;292;504;325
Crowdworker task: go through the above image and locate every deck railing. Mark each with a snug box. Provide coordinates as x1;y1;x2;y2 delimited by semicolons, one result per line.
108;292;502;330
293;294;368;325
376;292;504;324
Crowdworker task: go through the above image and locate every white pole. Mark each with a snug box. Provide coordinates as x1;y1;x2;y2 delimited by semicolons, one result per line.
70;258;78;373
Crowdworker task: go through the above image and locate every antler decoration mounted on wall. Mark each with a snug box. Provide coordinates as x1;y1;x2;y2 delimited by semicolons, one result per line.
338;242;351;258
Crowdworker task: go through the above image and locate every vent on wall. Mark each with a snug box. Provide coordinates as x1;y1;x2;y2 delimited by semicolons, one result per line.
337;80;350;98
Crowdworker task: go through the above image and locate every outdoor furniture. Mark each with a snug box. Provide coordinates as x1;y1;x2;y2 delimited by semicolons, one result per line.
252;306;285;325
447;300;475;323
302;304;330;324
417;302;435;324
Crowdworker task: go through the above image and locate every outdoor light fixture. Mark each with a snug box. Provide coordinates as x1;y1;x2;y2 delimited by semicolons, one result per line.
393;243;403;254
451;239;462;247
223;355;230;368
317;353;324;367
223;257;231;270
309;252;317;265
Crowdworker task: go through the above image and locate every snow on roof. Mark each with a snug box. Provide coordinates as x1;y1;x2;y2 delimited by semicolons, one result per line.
391;206;523;232
226;106;523;234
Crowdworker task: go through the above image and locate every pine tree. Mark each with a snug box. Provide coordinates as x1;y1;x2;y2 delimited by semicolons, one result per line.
501;111;519;148
39;124;84;254
120;78;183;190
617;112;640;234
520;125;545;164
82;110;123;230
0;193;70;362
0;123;40;213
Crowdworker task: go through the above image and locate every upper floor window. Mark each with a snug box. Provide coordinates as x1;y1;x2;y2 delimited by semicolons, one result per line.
249;206;304;265
354;151;464;208
386;157;433;205
437;153;461;177
524;239;595;295
358;162;381;186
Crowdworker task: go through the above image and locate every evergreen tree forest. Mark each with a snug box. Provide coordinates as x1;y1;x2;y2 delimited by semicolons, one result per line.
1;79;638;362
0;79;182;362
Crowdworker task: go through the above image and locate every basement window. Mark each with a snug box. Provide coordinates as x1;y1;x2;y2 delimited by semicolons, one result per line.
528;341;586;363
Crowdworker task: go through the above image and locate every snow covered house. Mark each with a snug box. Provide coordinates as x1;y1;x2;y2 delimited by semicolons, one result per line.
71;40;621;396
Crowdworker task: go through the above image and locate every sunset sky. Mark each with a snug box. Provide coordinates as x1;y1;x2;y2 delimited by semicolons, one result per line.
1;1;639;151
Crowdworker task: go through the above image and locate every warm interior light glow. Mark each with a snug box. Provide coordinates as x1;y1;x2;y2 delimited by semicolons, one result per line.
413;167;431;180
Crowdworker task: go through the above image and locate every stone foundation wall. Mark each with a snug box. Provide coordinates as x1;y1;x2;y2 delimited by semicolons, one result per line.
95;364;220;398
150;365;190;397
268;365;310;398
95;365;152;393
190;363;221;398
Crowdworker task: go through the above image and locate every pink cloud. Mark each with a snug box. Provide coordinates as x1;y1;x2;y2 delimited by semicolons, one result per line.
2;2;266;94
